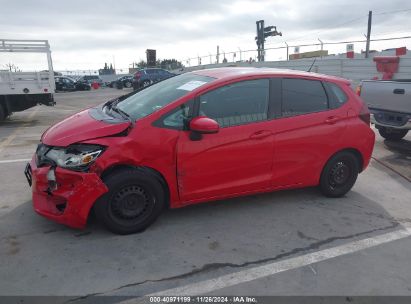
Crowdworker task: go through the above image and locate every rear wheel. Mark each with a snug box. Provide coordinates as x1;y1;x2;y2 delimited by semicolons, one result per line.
124;81;132;88
142;80;151;88
378;127;408;141
94;168;165;234
319;151;359;197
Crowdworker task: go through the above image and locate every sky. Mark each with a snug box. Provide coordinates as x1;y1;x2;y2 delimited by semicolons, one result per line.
0;0;411;72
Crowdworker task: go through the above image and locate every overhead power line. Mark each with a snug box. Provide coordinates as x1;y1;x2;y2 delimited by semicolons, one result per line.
373;8;411;15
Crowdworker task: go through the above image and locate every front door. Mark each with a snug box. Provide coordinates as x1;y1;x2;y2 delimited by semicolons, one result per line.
177;79;274;203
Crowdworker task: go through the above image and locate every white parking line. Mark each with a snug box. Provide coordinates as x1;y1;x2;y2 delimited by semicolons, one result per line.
0;158;31;164
136;225;411;297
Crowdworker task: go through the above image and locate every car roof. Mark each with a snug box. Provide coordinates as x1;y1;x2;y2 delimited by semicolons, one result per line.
191;67;350;84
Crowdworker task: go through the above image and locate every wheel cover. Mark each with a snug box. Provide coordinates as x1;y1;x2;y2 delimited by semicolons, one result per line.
109;185;154;225
329;161;351;189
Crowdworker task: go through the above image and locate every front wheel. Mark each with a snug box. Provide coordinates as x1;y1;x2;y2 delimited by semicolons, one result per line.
319;152;359;197
378;127;408;141
94;168;165;234
142;80;151;88
124;81;132;88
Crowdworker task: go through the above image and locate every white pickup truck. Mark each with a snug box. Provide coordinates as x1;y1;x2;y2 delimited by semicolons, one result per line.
358;79;411;141
0;39;55;121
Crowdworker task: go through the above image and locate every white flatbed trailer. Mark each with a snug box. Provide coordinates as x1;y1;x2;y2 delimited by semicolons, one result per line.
0;39;55;121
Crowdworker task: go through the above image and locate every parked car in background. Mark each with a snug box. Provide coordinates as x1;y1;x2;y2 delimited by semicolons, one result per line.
78;75;103;85
25;68;375;234
55;76;91;92
132;68;175;90
358;79;411;140
108;75;133;88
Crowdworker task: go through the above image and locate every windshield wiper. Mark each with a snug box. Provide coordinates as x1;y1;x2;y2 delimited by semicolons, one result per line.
111;104;133;123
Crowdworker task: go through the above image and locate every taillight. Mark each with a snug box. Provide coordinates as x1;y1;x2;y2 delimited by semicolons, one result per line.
355;84;362;96
134;72;142;80
359;102;370;125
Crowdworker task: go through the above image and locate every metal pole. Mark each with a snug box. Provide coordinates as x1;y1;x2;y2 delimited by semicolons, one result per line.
365;11;372;58
238;47;242;61
216;46;220;64
285;42;289;61
261;20;265;62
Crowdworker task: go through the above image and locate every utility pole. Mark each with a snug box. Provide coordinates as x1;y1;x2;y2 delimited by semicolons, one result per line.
285;42;289;61
216;45;220;64
255;20;282;62
365;10;372;58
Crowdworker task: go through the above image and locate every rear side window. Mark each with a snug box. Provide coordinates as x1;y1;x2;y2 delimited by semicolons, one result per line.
199;79;269;128
282;79;328;117
325;82;348;109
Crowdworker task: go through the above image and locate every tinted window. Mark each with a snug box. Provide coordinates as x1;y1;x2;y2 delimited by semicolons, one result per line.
199;79;269;128
326;82;348;108
282;79;328;116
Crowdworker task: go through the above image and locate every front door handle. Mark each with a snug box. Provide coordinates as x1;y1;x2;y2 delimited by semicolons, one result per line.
393;88;405;94
250;130;272;140
325;116;340;124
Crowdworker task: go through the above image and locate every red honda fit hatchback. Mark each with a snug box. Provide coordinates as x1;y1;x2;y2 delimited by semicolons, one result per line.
25;68;375;234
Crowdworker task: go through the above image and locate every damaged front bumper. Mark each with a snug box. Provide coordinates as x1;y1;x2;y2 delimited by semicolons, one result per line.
25;157;108;229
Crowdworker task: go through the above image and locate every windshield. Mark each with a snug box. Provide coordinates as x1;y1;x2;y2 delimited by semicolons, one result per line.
116;73;215;121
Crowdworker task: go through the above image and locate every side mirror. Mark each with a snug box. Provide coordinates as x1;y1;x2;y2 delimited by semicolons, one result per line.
189;116;219;134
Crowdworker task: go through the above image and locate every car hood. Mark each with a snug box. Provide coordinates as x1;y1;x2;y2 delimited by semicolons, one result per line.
41;109;131;147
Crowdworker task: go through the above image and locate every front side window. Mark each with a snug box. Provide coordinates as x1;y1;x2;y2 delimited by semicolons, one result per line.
199;79;269;128
156;100;194;129
282;78;328;117
116;73;214;121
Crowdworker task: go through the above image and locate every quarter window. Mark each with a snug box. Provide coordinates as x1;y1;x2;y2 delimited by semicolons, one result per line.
326;82;348;108
199;79;269;128
282;79;328;116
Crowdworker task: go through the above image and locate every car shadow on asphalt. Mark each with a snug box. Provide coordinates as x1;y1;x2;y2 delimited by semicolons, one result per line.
0;186;403;245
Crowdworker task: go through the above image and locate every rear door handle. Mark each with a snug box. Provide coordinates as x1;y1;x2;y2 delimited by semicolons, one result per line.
325;116;340;124
250;130;272;140
393;88;405;94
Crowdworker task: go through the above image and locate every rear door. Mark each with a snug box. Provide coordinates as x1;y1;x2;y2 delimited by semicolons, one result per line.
177;79;274;202
271;78;347;187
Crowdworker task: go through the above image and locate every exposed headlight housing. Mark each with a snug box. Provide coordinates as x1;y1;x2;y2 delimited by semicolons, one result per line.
45;144;104;170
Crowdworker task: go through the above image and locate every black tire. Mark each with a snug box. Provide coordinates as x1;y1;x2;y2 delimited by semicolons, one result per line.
124;81;132;88
142;80;150;88
319;151;359;198
378;127;408;141
94;168;165;234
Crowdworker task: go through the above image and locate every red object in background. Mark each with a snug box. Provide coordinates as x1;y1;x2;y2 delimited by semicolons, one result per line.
27;68;375;231
373;56;400;80
91;81;99;89
396;47;407;56
346;51;354;58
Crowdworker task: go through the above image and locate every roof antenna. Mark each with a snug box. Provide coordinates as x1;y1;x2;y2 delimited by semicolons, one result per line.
307;58;317;72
